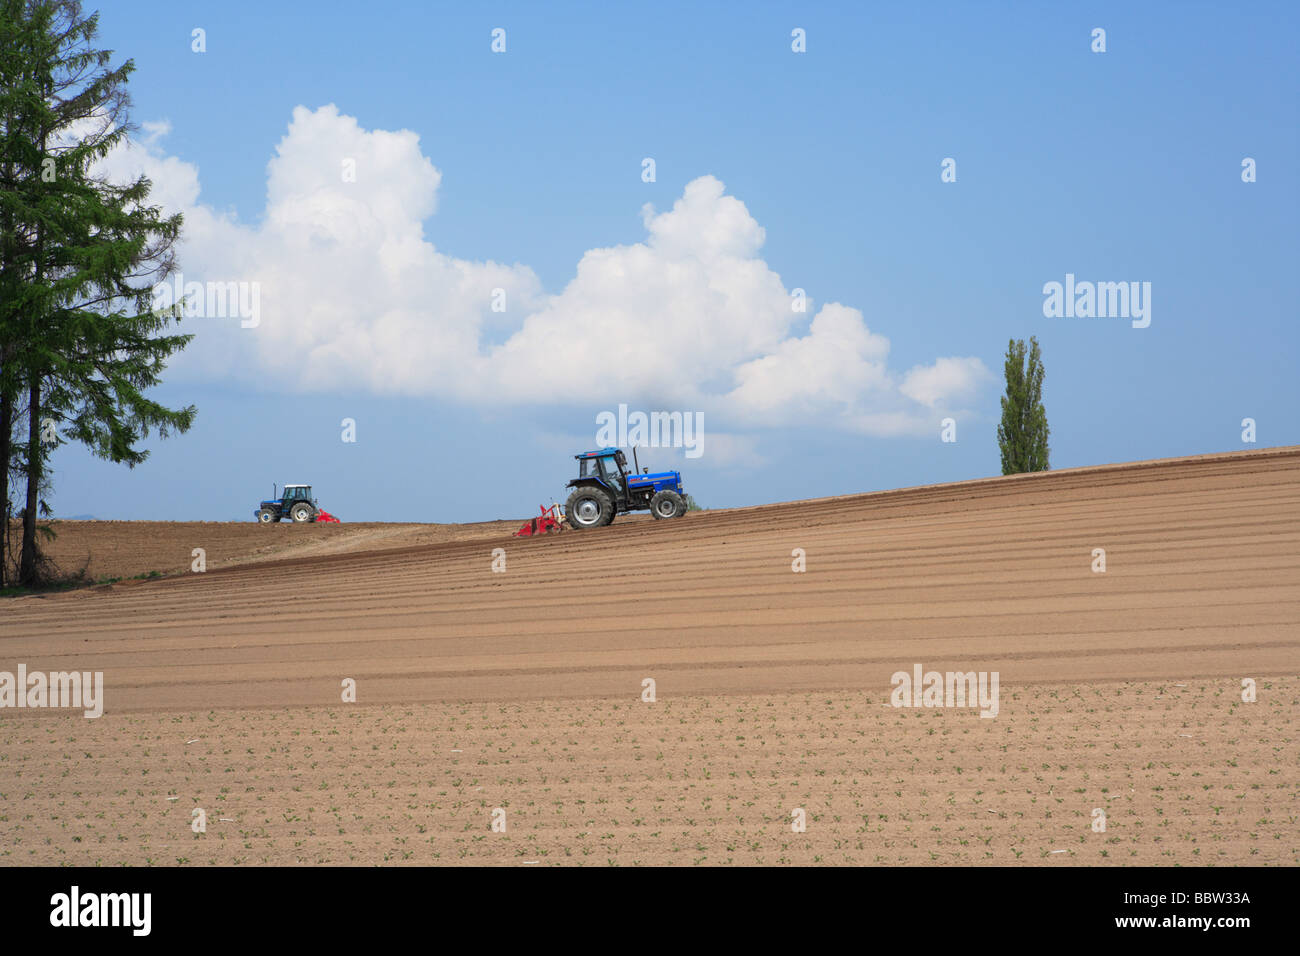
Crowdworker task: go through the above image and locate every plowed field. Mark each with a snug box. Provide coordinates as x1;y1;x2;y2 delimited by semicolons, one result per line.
2;447;1297;865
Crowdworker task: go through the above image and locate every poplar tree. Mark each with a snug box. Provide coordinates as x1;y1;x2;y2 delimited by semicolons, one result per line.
996;336;1050;475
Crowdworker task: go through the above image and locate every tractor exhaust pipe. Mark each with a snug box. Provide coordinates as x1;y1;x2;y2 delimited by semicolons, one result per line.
632;446;640;475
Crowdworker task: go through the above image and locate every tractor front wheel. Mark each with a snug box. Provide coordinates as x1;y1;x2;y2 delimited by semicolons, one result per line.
650;489;686;520
290;503;315;523
256;509;274;524
565;487;613;529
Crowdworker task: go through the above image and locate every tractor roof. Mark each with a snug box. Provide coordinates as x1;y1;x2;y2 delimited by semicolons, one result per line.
575;448;620;459
284;483;310;489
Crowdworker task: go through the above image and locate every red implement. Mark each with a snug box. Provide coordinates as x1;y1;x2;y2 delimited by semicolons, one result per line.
513;504;563;537
316;510;341;523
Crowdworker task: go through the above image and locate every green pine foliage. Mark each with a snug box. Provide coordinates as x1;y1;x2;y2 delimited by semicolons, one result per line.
1;0;194;586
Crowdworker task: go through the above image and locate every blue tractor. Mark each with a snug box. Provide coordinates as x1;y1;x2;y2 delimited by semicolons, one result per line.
564;447;687;529
254;483;320;523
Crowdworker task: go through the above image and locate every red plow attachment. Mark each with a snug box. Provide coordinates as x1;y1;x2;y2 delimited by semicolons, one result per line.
315;510;341;523
513;504;564;537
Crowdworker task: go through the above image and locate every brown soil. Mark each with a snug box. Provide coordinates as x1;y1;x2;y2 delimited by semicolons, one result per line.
25;518;526;583
1;446;1296;866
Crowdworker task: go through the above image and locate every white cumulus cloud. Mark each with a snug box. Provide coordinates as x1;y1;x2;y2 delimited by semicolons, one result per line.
900;356;996;409
96;104;992;439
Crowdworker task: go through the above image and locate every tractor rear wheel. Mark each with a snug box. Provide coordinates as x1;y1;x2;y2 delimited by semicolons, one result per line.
650;489;686;520
256;509;274;524
290;503;314;523
565;487;613;529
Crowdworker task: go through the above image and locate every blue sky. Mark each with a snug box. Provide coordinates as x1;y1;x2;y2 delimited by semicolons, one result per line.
50;1;1299;521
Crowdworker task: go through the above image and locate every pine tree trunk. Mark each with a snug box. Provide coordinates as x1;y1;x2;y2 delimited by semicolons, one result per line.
19;118;46;586
19;379;40;585
0;387;10;587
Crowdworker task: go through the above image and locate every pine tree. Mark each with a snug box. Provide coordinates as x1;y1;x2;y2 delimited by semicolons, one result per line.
996;336;1050;475
0;0;194;585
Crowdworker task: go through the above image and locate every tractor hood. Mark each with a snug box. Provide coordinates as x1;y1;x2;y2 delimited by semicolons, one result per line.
626;470;683;493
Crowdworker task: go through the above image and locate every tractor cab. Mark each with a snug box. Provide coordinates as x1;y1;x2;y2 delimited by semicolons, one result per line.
577;449;627;482
282;484;313;504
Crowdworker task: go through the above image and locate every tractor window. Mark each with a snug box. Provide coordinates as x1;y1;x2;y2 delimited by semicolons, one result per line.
599;457;621;479
580;459;595;478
